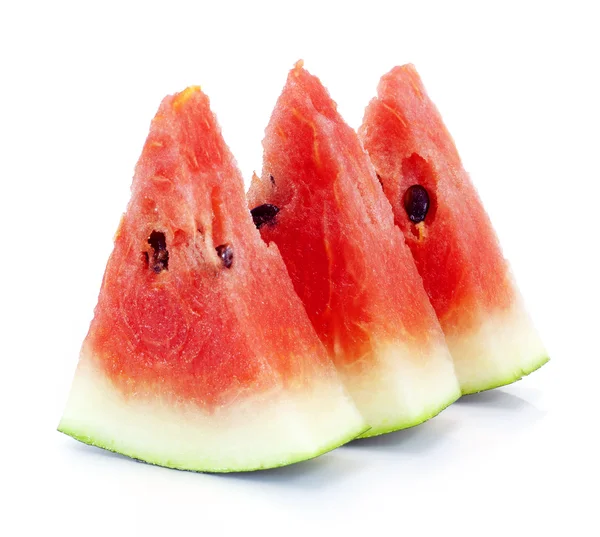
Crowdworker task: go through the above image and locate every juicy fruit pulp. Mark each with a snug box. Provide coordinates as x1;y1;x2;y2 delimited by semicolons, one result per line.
248;63;461;437
59;86;367;472
359;65;548;394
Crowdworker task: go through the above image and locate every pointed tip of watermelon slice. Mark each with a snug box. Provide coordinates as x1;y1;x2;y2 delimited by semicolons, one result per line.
380;63;426;101
280;61;340;123
288;60;322;88
172;85;202;109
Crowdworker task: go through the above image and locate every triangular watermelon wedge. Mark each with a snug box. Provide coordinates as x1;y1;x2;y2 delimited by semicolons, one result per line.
359;65;549;394
248;62;461;438
58;86;367;472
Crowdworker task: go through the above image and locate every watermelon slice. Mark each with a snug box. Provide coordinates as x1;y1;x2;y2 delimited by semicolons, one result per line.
359;65;548;394
248;62;461;437
58;86;367;472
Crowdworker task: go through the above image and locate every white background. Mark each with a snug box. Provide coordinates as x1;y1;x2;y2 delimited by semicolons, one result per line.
1;1;599;535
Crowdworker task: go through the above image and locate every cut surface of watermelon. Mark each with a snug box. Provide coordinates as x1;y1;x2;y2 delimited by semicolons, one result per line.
59;86;367;472
248;63;461;437
359;65;548;394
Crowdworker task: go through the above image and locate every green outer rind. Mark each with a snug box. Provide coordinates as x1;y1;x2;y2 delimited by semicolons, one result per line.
460;354;549;396
357;389;461;439
57;422;370;473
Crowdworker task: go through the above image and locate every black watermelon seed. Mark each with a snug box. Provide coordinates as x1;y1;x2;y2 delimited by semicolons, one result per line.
270;174;275;185
148;230;169;273
250;204;280;229
403;185;430;224
216;243;233;269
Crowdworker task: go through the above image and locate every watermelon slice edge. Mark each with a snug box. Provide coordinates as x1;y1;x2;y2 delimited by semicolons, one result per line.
58;85;368;472
248;63;462;438
359;64;549;395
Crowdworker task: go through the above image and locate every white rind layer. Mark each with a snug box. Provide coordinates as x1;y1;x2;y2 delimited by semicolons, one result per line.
58;349;368;472
446;298;549;395
338;340;461;438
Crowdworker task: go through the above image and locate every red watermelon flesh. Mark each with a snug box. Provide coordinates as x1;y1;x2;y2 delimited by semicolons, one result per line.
248;63;461;437
58;86;367;472
359;65;548;394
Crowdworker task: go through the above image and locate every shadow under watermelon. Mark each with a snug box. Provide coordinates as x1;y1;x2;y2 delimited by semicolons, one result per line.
455;387;540;409
343;414;458;454
216;451;366;488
